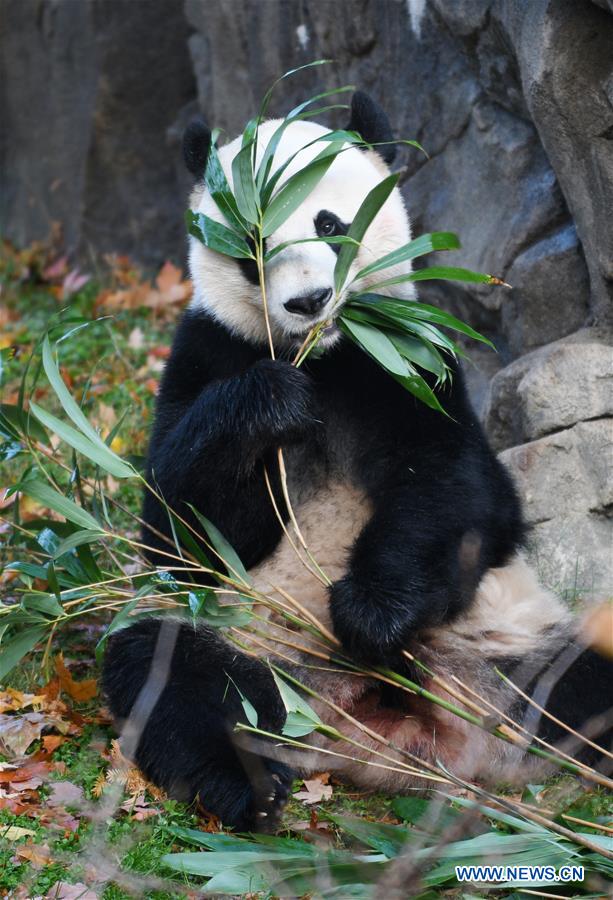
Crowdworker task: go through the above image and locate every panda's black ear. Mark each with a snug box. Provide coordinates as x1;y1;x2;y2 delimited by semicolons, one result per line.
183;119;212;179
346;92;396;165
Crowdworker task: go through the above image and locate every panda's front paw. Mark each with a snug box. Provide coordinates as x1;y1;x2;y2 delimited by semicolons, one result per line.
329;576;409;664
247;359;315;442
248;759;294;832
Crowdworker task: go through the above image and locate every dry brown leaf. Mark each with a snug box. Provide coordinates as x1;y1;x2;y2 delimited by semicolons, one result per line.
293;773;333;805
154;260;192;303
15;841;52;868
0;688;45;714
0;713;46;757
54;653;98;702
1;824;37;841
120;793;161;821
42;734;65;754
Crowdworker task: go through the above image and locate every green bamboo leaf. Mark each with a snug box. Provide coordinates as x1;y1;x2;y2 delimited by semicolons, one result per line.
334;174;399;295
18;475;101;531
264;234;360;262
186;210;254;259
338;319;449;414
231;141;260;224
21;593;65;619
256;85;355;191
41;336;103;446
29;402;134;478
0;403;49;444
261;142;344;237
187;504;251;585
257;59;333;123
408;265;495;285
0;626;47;680
387;332;449;381
53;529;105;557
271;670;323;737
338;318;409;377
353;232;461;282
205;143;250;234
261;132;361;208
353;295;495;348
392;368;448;415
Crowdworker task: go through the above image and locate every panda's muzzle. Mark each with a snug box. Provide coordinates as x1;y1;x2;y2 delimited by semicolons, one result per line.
284;287;332;317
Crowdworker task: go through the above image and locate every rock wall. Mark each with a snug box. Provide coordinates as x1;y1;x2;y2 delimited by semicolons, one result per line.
2;0;611;596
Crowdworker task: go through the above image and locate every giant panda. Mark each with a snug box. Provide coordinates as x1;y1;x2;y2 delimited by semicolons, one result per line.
102;93;612;831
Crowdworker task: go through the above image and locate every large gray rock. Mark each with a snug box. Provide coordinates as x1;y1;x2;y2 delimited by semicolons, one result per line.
500;420;613;597
501;224;589;355
485;328;613;450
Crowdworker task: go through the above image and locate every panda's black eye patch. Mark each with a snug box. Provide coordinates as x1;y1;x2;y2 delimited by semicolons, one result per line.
315;211;350;254
237;233;265;286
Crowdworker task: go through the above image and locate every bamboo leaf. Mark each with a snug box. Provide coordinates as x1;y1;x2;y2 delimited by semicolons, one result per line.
18;475;101;531
261;142;344;237
264;234;360;262
53;529;105;557
387;332;449;381
338;318;409;378
186;210;254;259
187;505;251;585
256;85;355;190
0;626;47;680
29;402;134;478
353;232;461;282
0;403;49;444
334;173;399;295
41;336;106;446
231;142;260;224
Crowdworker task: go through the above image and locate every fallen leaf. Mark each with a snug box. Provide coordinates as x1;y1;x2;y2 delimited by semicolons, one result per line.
15;841;52;868
42;734;65;753
293;773;333;805
0;824;36;840
0;688;46;714
47;780;84;808
0;712;47;757
128;325;145;350
54;653;98;702
45;883;98;900
154;260;192;304
120;794;161;821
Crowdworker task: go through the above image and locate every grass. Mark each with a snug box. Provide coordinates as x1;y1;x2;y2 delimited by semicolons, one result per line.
1;243;612;898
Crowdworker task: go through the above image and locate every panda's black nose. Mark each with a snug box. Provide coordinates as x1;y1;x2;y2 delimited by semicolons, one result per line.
284;288;332;316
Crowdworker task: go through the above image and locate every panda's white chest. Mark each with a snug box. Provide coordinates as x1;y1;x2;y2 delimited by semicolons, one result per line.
248;479;372;627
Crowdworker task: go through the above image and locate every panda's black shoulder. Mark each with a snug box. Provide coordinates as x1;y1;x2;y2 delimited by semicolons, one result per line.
157;305;260;406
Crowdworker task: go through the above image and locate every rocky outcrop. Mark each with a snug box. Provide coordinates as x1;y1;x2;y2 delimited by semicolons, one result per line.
2;0;611;595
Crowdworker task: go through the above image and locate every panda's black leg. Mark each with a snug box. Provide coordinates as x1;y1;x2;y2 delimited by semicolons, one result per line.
102;617;294;831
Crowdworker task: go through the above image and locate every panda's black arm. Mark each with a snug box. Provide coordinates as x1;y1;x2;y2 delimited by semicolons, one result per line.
141;316;313;574
328;405;523;664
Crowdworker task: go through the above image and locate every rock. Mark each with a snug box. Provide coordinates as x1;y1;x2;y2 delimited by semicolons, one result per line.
484;328;613;450
502;0;613;325
501;223;589;356
0;0;196;267
500;420;613;598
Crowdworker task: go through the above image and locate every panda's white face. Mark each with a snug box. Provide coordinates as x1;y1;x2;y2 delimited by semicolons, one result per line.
189;119;415;350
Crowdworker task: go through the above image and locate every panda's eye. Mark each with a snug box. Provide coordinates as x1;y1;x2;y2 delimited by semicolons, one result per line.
315;210;349;241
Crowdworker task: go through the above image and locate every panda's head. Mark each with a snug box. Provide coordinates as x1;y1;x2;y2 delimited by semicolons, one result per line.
184;92;415;351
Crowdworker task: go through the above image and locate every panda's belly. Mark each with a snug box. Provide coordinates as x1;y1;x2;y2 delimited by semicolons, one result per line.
248;480;372;629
